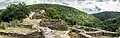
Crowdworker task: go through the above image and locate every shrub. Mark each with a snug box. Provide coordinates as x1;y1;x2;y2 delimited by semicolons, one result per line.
10;19;21;24
0;24;6;30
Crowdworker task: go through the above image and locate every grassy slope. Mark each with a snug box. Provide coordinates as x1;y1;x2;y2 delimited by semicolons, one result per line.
27;4;101;25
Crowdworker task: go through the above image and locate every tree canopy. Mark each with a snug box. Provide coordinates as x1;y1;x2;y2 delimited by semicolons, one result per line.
0;2;30;22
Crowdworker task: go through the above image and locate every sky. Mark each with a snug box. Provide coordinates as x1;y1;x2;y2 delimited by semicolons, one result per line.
0;0;120;14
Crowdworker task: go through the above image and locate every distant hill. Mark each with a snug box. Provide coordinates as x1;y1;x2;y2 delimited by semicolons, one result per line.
0;9;2;12
27;4;101;25
96;17;120;32
91;11;120;21
91;11;120;32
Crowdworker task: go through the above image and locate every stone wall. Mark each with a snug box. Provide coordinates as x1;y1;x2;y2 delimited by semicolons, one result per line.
18;24;33;29
69;26;119;38
85;31;103;37
40;19;69;31
1;22;32;28
79;33;92;38
0;30;44;38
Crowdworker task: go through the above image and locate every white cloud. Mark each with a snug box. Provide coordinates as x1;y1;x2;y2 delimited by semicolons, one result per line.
0;0;120;14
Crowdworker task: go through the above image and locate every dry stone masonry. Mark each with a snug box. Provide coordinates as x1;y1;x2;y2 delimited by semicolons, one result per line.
0;10;119;38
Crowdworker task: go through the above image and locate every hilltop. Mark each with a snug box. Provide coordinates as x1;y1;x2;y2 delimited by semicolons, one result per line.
27;4;101;26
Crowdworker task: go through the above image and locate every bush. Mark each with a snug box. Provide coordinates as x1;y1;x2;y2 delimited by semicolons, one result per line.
10;19;21;24
0;24;6;30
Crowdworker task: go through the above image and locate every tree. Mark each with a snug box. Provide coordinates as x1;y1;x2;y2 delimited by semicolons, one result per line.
0;2;30;22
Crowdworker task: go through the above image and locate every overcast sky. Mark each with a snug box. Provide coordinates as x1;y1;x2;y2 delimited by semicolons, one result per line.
1;0;120;14
0;0;23;9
